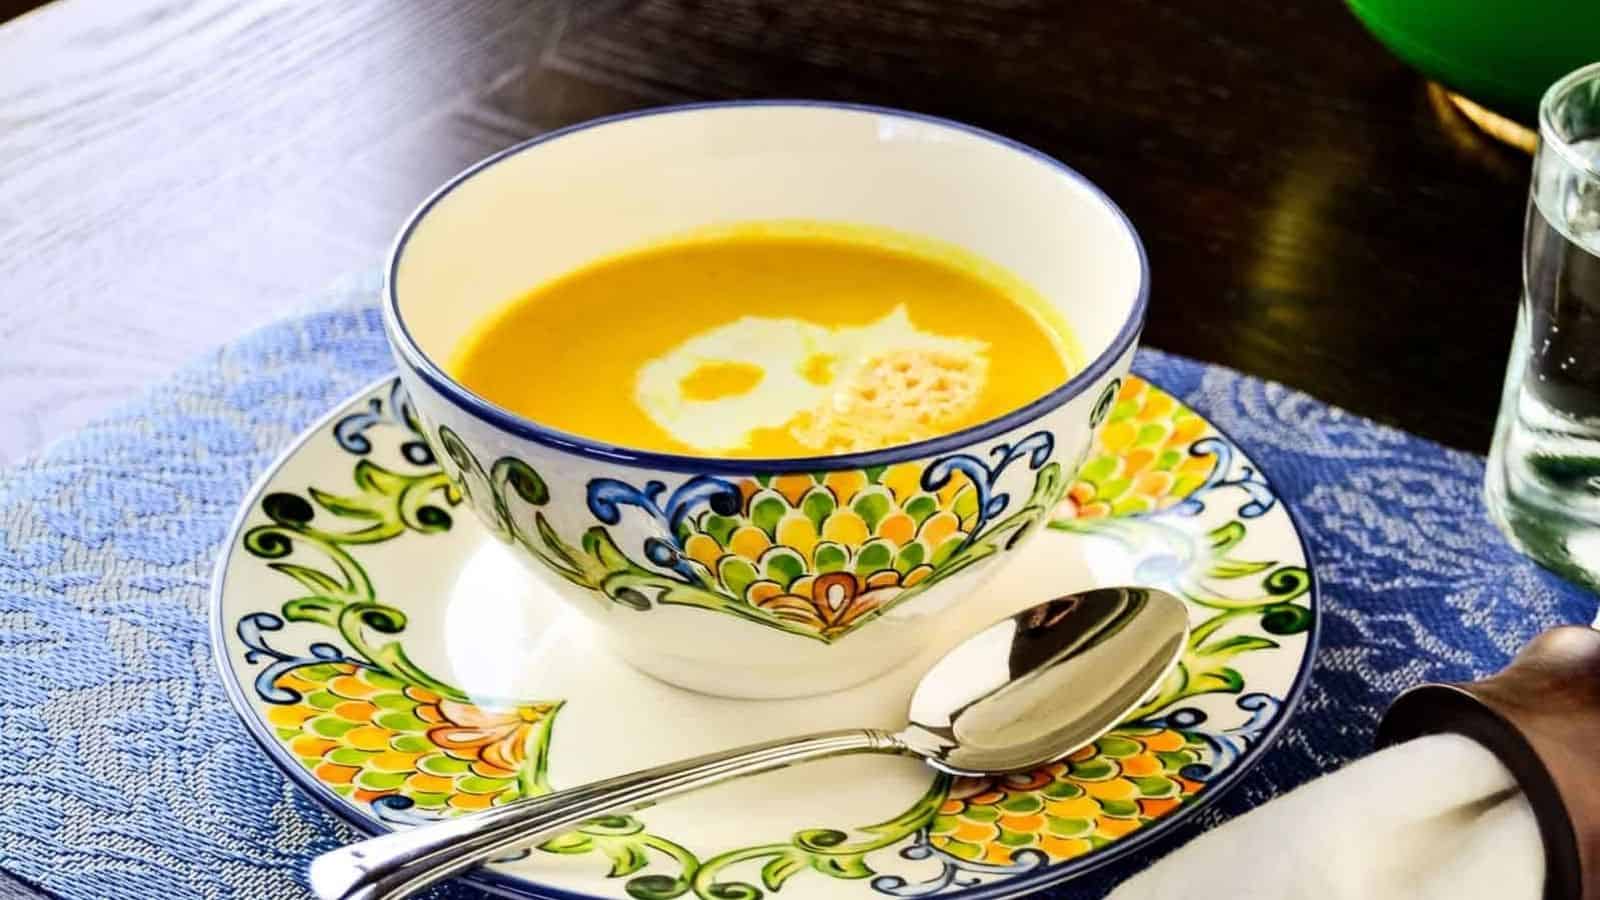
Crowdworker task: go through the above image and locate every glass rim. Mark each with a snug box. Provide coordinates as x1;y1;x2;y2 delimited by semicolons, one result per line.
1540;59;1600;181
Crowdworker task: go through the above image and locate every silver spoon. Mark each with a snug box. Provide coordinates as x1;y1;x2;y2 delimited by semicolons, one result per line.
310;585;1189;900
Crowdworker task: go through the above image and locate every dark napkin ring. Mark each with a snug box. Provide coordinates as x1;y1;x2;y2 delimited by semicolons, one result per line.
1378;626;1600;900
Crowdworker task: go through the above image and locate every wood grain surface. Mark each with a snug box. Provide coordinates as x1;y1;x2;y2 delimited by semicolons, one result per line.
1;0;1533;468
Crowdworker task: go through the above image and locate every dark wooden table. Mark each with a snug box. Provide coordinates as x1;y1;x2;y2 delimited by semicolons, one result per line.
0;0;1533;469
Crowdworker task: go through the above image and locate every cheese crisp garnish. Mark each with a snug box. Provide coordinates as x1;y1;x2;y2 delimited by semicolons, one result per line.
635;306;988;454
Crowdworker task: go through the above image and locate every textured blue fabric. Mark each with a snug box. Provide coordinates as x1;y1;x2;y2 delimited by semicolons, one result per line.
0;277;1593;900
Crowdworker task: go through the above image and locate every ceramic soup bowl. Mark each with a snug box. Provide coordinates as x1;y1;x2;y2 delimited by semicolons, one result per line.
384;102;1147;699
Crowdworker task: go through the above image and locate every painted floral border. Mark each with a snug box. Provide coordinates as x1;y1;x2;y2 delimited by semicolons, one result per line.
224;375;1314;899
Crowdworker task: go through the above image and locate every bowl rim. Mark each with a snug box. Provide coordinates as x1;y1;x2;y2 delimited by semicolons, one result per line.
383;100;1150;475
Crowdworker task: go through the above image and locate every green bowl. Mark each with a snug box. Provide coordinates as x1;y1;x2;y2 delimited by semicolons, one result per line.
1346;0;1600;124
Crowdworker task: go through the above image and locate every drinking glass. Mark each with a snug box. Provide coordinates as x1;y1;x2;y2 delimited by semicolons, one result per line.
1487;61;1600;593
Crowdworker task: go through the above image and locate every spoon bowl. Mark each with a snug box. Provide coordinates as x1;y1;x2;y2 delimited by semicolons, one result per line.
311;585;1189;900
904;586;1191;775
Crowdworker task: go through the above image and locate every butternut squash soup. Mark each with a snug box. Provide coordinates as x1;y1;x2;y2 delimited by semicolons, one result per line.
447;222;1077;457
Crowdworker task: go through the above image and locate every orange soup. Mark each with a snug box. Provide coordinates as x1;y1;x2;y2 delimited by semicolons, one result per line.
449;222;1076;457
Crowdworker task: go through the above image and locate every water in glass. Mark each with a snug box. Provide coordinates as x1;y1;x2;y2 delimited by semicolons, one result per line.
1487;62;1600;594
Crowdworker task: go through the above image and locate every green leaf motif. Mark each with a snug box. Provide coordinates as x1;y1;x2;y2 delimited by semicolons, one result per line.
1208;558;1275;579
760;855;806;891
269;563;346;598
353;459;409;496
1188;665;1245;695
1207;521;1247;553
307;486;385;520
279;596;341;628
493;457;550;506
541;831;593;854
1261;603;1315;635
1197;635;1278;658
810;855;873;880
602;840;652;878
1263;565;1312;600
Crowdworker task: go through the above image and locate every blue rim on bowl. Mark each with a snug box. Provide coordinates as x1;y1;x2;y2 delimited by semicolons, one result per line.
382;100;1151;476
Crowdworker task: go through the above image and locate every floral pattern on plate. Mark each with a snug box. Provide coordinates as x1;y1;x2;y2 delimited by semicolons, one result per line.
216;373;1316;900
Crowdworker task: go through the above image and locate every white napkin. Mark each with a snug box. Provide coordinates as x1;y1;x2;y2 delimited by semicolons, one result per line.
1109;734;1544;900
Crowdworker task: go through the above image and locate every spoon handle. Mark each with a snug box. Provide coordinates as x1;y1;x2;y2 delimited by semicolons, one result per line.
309;728;906;900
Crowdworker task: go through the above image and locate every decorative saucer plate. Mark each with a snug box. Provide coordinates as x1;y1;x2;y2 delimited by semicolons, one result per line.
211;374;1318;900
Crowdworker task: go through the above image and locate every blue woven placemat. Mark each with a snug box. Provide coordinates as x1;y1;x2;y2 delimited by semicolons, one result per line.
1;277;1593;900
